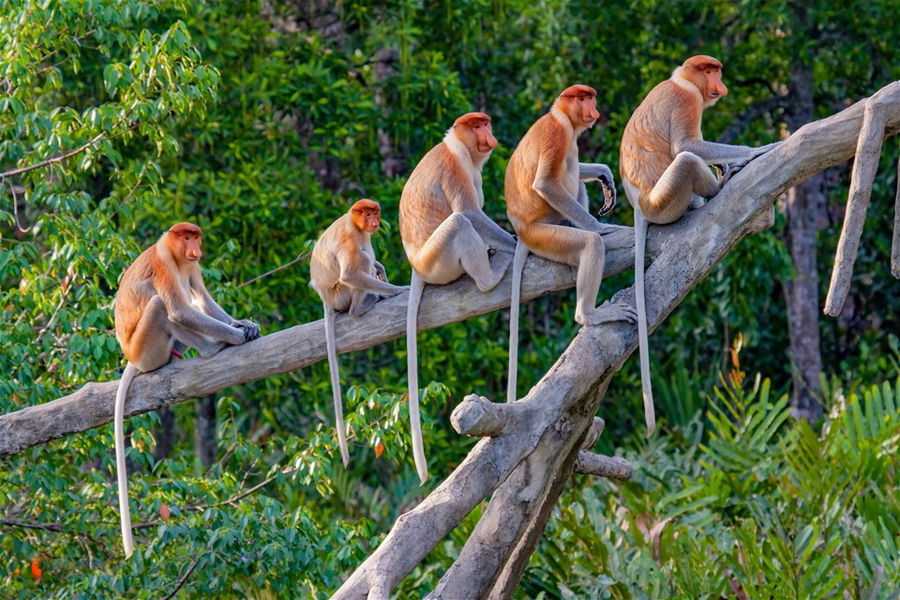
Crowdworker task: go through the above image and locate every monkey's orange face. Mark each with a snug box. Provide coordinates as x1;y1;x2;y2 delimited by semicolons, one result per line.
561;94;600;128
176;233;203;262
702;68;728;102
575;94;600;127
471;123;498;154
353;208;381;233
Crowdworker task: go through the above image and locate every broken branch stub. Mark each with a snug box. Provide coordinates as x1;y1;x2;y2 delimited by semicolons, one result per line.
825;93;889;316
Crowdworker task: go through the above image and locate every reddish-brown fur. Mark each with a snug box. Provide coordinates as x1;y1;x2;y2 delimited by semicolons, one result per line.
115;223;203;366
311;199;390;311
400;112;500;281
620;55;727;222
505;85;599;259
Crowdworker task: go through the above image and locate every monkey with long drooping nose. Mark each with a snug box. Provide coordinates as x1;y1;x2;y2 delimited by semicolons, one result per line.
113;222;260;557
310;199;407;468
620;55;780;435
400;112;516;483
504;84;636;403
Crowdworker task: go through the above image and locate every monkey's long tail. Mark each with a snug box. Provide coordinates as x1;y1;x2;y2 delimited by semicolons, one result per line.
406;272;428;484
114;362;138;558
634;211;656;436
324;305;350;467
506;240;530;403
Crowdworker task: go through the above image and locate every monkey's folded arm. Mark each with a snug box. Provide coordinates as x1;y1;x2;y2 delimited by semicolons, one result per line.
460;208;516;251
674;138;762;166
163;293;245;345
339;269;408;296
533;177;603;233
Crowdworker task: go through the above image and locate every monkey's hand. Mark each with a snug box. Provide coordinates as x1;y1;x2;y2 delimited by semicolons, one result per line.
232;319;261;342
713;163;732;184
583;164;617;216
374;262;388;282
596;173;618;217
383;283;409;297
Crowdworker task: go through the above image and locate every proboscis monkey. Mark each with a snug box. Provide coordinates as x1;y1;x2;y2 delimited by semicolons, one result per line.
113;223;260;557
620;55;780;435
310;199;407;468
400;111;516;483
505;84;637;403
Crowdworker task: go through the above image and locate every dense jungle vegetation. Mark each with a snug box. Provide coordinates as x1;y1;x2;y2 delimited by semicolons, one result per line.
1;1;898;598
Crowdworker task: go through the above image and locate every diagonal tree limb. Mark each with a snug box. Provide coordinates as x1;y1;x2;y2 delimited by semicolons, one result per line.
332;81;900;600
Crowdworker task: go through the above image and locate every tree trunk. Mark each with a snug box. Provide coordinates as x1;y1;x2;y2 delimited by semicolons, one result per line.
194;396;216;467
783;59;825;421
152;406;176;462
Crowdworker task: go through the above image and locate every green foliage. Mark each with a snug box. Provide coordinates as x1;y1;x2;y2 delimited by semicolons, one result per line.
1;0;899;597
526;375;900;599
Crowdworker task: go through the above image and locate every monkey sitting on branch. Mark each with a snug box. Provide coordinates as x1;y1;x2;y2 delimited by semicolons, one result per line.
505;84;637;403
400;112;517;484
310;199;408;468
113;222;261;557
619;55;780;435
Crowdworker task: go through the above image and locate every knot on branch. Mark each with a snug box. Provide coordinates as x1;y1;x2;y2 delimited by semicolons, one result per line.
574;451;634;480
580;417;605;450
450;394;512;437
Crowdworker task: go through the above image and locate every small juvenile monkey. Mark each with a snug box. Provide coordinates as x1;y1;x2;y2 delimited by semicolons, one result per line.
505;84;636;403
310;199;407;467
620;55;780;435
113;223;260;557
400;111;516;483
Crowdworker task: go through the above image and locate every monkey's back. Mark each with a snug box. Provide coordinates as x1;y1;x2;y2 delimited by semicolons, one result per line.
504;113;567;228
114;246;159;349
620;80;680;198
310;215;352;307
399;142;455;263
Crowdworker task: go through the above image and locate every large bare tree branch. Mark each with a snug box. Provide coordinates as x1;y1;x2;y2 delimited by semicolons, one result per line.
0;228;642;457
332;81;900;600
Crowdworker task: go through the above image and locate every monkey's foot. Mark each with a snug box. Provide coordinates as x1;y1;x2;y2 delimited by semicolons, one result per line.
576;301;638;326
688;195;706;211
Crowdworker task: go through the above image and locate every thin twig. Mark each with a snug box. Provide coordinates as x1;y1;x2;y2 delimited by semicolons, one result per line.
0;115;140;179
0;518;107;552
0;132;107;178
238;251;310;288
161;553;206;600
32;281;71;346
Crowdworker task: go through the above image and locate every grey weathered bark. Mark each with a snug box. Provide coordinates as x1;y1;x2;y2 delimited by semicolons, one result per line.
825;96;890;315
194;396;217;467
783;59;826;421
0;226;635;458
332;81;900;600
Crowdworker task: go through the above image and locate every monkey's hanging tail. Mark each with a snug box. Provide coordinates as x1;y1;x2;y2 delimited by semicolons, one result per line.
634;211;656;436
323;304;351;467
506;240;530;403
114;362;138;558
406;272;428;484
